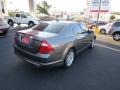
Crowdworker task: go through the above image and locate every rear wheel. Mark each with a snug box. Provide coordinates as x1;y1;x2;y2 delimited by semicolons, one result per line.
28;22;35;27
63;49;75;68
100;29;106;34
113;32;120;41
8;20;14;26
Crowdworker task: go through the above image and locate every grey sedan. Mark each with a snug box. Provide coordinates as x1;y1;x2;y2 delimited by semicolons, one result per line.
14;21;96;68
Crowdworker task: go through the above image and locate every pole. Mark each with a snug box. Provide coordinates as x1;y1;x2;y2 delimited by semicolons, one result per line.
96;0;102;25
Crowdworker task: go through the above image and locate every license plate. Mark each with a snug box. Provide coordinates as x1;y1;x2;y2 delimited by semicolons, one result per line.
0;30;3;33
21;36;30;44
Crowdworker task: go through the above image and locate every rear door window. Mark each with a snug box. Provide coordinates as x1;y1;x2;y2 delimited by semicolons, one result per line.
72;24;82;34
43;23;65;33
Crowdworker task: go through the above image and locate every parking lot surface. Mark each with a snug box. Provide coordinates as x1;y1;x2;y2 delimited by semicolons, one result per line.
0;26;120;90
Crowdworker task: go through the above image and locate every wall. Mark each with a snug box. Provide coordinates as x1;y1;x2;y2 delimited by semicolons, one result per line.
0;0;7;18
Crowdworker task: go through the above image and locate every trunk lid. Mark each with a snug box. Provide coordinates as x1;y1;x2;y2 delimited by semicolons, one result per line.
15;29;57;54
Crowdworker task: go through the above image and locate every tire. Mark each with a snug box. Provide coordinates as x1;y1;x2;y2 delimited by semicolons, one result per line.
28;22;35;27
63;49;75;68
89;39;95;49
8;20;14;26
113;32;120;41
100;29;106;34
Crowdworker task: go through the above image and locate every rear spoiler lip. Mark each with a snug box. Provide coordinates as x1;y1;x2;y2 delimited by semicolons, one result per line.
17;31;34;36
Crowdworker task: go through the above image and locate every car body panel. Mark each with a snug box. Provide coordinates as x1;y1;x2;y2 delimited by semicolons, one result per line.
0;18;10;34
14;21;95;67
108;21;120;35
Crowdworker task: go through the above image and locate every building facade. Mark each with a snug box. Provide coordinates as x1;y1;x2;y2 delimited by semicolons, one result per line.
0;0;7;18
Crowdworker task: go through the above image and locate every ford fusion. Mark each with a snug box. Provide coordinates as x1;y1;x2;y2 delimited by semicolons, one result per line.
14;21;96;68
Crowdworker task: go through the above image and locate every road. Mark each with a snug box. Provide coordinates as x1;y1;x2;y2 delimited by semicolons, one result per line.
0;26;120;90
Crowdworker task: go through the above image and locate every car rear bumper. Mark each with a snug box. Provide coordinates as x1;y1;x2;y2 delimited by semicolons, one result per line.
14;45;63;67
0;28;9;34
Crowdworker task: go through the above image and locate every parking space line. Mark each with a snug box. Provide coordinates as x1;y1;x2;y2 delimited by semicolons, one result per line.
95;43;120;53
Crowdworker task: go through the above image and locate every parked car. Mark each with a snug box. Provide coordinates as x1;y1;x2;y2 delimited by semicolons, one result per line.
99;23;112;34
14;21;96;68
108;21;120;41
88;21;109;33
5;12;40;27
0;18;10;36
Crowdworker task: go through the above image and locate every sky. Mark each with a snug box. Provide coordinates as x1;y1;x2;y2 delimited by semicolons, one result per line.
6;0;120;12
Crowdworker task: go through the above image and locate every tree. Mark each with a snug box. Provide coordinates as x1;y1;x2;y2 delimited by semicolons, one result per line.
110;15;116;21
37;1;51;15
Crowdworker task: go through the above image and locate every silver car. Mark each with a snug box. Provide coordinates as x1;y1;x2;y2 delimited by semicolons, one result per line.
14;21;96;68
108;21;120;41
0;18;10;36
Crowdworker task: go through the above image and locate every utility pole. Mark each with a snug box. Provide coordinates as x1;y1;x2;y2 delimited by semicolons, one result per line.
96;0;102;25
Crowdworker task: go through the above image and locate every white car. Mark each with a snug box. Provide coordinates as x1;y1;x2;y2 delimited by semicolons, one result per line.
99;23;112;34
5;12;40;27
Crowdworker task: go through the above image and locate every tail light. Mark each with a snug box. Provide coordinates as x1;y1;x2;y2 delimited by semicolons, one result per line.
39;40;54;54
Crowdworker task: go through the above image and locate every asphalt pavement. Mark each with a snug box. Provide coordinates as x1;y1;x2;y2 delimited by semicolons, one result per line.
0;26;120;90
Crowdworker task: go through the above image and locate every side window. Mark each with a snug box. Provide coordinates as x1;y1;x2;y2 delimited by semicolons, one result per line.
113;22;120;27
21;14;27;18
80;23;88;33
72;24;82;34
16;14;20;17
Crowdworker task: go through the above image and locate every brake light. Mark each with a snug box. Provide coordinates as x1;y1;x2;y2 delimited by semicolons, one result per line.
39;40;54;54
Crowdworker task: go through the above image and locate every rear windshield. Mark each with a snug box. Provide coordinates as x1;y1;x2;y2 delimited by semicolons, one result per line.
31;23;48;31
43;23;66;33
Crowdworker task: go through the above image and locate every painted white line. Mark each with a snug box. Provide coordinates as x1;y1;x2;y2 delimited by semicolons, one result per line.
95;43;120;53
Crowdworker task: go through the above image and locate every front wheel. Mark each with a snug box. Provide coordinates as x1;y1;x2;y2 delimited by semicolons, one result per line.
63;49;75;68
89;39;95;48
113;33;120;41
100;29;106;34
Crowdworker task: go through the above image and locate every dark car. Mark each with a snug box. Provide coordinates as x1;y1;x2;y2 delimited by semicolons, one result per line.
0;18;10;36
14;21;96;68
108;21;120;41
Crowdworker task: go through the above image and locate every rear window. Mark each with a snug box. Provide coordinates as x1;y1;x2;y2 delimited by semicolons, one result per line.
43;23;66;33
113;22;120;27
32;23;48;31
